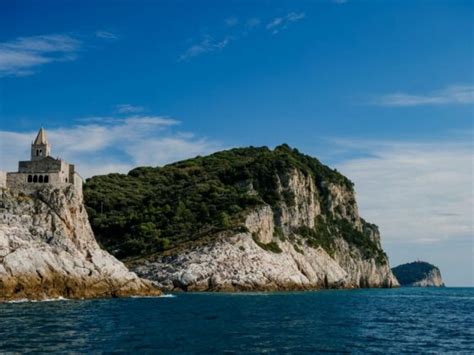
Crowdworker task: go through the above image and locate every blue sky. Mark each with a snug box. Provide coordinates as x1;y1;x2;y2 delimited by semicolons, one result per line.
0;0;473;285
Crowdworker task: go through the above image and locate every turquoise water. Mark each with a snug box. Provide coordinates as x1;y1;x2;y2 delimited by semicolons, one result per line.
0;288;473;353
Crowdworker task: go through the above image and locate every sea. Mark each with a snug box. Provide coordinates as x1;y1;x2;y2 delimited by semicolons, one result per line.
0;287;472;353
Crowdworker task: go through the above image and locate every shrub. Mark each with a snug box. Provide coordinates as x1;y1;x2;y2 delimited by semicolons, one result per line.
252;235;283;253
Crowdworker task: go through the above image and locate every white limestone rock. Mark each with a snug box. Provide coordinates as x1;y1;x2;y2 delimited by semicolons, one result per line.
0;186;160;301
392;261;445;287
132;168;399;291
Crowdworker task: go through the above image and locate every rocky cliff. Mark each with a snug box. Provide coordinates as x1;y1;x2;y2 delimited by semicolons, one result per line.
0;185;160;301
131;168;398;291
85;145;399;291
392;261;445;287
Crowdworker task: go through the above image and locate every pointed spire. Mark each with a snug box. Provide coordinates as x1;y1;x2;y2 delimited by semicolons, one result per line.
33;127;48;145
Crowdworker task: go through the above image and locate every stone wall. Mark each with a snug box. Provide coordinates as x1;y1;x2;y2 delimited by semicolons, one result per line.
6;172;70;194
19;159;71;184
19;158;62;173
30;142;50;161
5;172;83;199
5;156;82;199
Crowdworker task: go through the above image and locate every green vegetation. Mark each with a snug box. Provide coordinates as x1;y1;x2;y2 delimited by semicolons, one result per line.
293;244;304;254
83;145;357;259
296;218;335;256
334;217;387;264
252;234;283;253
294;215;386;264
273;226;285;241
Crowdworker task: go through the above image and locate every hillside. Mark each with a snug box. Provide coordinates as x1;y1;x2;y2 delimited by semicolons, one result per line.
84;144;398;291
392;261;445;287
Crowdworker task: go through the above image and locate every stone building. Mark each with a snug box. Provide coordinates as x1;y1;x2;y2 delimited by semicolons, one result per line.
0;128;83;197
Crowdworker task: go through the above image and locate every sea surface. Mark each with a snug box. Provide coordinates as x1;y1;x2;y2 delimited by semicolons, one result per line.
0;287;472;353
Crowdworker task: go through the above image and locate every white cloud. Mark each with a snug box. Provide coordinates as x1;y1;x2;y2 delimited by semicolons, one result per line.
225;17;239;27
246;18;261;28
266;12;305;35
95;30;118;40
372;85;474;106
127;136;219;167
0;116;222;178
333;138;473;246
179;35;232;61
0;34;81;77
179;12;303;61
115;104;144;113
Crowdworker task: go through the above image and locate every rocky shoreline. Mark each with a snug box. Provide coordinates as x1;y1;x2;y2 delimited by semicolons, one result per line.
0;186;160;301
132;231;398;292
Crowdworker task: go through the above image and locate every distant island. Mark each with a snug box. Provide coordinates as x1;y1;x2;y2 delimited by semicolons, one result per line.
392;261;445;287
84;144;399;291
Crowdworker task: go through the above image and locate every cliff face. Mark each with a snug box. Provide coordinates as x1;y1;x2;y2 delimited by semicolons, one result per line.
410;269;444;287
131;165;398;291
392;261;445;287
0;186;160;301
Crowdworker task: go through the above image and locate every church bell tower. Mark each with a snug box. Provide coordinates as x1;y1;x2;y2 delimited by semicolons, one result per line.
31;127;51;161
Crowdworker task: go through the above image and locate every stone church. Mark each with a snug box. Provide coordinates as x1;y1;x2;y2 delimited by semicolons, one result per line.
0;128;83;196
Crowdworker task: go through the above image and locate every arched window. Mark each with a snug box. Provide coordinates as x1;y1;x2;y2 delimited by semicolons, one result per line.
65;177;68;183
39;175;43;183
44;175;49;183
28;175;32;183
33;175;38;183
36;149;39;157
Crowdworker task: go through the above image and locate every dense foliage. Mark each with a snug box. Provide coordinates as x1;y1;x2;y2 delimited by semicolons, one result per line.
84;145;364;259
295;216;386;263
392;261;439;285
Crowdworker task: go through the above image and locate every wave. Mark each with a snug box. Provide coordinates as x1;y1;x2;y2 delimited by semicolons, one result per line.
3;296;70;304
131;294;176;298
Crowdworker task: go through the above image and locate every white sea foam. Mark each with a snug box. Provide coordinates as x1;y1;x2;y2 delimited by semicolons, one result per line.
131;294;176;298
3;296;70;304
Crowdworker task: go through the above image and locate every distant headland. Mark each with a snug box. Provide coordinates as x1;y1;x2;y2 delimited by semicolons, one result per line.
392;261;445;287
84;144;399;291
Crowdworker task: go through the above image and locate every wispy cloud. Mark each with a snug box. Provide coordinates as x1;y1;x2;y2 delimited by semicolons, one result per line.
115;104;144;114
95;30;119;40
180;12;303;61
266;12;306;35
246;18;261;28
332;137;473;245
372;85;474;107
179;35;232;61
0;34;82;77
225;17;239;27
0;115;222;178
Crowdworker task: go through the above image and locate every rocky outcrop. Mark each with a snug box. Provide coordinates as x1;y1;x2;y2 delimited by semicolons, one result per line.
132;167;398;291
392;261;445;287
0;186;160;301
410;269;444;287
